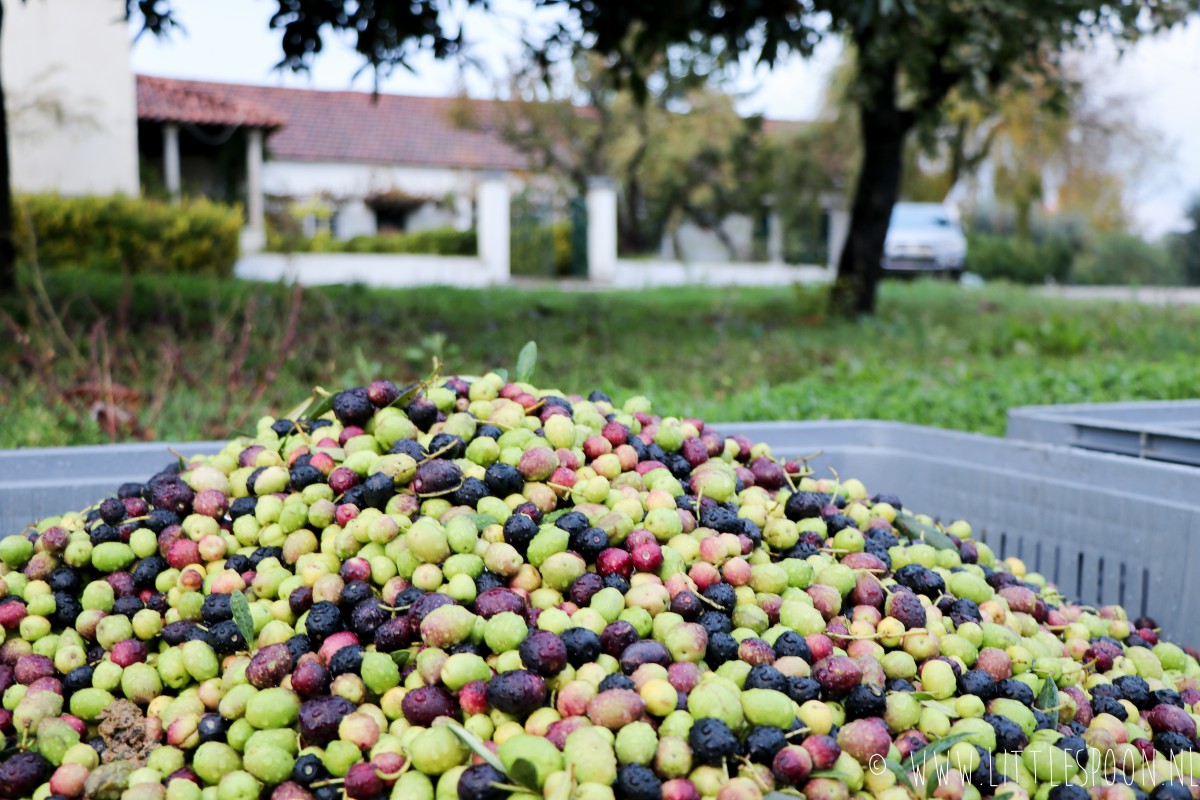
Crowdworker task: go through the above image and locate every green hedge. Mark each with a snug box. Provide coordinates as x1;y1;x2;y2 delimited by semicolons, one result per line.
968;230;1184;286
1069;233;1183;286
269;224;577;275
16;194;242;277
343;229;475;255
511;222;574;277
268;227;476;256
966;233;1074;284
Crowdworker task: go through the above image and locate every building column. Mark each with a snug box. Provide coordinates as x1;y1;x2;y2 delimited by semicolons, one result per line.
477;173;510;283
242;128;266;252
163;123;181;203
587;177;618;283
767;208;784;264
453;193;473;232
246;129;265;231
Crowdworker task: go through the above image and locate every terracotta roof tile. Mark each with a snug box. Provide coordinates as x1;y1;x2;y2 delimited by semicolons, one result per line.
136;76;798;171
136;75;530;171
137;75;285;129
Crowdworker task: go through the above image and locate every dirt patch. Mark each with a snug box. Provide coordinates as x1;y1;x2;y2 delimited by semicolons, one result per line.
97;699;156;766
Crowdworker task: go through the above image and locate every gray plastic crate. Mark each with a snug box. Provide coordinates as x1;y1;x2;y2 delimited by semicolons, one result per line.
3;422;1200;645
720;422;1200;645
0;441;225;542
1008;400;1200;465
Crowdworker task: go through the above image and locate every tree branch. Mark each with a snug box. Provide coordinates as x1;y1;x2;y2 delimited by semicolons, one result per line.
911;37;961;122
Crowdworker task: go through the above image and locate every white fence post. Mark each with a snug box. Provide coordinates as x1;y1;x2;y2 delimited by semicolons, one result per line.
587;177;618;283
477;173;510;283
767;210;784;264
822;192;850;275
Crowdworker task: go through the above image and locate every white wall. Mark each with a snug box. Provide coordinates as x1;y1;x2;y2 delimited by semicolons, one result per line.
3;0;139;195
264;161;481;204
236;252;496;288
268;161;512;238
405;202;458;232
660;215;757;262
612;259;832;289
236;252;832;291
334;199;376;239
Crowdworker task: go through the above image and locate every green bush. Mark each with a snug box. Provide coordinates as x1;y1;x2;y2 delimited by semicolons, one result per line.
15;194;241;277
348;228;475;256
511;222;574;277
969;207;1186;286
966;233;1073;284
267;226;476;256
1070;232;1183;286
1182;198;1200;286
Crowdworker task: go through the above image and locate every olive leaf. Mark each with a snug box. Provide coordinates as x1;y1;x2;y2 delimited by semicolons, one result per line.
515;341;538;383
763;792;805;800
390;648;415;669
882;758;916;791
894;512;957;551
1036;675;1059;711
389;381;425;411
445;720;508;776
466;513;500;532
488;783;538;797
899;732;975;775
546;763;574;800
297;388;335;422
810;770;855;782
286;386;328;421
229;591;255;651
383;362;445;415
507;758;542;792
919;699;960;718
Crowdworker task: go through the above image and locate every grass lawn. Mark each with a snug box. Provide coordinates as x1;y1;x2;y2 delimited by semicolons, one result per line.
3;270;1199;448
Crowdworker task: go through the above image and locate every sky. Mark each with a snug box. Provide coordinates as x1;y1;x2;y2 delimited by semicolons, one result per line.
130;0;1200;236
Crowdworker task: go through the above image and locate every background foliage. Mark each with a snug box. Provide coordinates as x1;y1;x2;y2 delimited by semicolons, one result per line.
5;272;1200;448
266;225;477;256
15;194;241;276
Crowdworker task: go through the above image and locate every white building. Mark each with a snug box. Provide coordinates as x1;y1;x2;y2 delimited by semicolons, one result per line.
135;76;534;247
3;3;840;271
2;0;139;195
2;0;533;249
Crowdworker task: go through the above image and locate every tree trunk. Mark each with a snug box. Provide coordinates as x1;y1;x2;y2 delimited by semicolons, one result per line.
619;177;648;254
0;1;14;291
830;66;910;316
618;119;651;255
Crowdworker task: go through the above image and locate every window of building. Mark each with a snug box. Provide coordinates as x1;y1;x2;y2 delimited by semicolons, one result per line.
373;203;412;234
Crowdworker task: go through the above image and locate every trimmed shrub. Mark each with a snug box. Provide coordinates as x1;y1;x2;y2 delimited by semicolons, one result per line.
343;228;476;256
267;226;476;256
1069;232;1183;286
965;233;1073;284
15;193;241;277
511;222;573;277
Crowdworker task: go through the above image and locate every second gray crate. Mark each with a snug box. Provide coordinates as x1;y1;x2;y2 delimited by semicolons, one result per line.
725;422;1200;646
1008;400;1200;466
